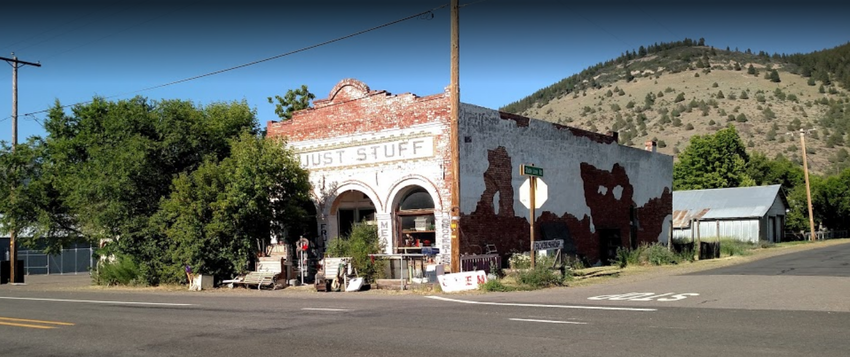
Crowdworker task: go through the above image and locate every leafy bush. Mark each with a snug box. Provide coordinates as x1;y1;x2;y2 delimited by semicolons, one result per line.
94;255;143;286
642;244;680;265
614;247;640;268
515;264;567;289
614;243;692;267
479;279;515;292
325;223;386;282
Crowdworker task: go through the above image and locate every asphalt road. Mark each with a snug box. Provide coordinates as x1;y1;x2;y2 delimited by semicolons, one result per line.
1;241;849;357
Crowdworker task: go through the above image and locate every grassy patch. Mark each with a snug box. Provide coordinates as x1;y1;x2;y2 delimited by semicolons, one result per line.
614;243;693;267
481;256;572;292
479;278;516;292
718;238;756;257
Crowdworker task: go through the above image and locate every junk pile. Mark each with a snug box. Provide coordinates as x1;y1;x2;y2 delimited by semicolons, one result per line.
224;243;292;290
315;257;363;292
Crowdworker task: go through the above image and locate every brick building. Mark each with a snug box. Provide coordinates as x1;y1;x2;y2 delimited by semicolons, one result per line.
266;79;673;270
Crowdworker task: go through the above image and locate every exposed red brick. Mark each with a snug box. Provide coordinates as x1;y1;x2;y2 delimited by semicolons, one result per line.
461;155;670;265
497;112;530;127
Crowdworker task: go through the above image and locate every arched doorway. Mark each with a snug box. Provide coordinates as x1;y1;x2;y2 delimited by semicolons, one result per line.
333;190;377;238
395;186;435;253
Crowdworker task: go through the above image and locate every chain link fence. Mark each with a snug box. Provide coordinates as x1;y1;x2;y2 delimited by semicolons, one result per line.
2;239;95;275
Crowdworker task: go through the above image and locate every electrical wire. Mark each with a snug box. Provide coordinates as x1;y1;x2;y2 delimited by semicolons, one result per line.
13;3;452;119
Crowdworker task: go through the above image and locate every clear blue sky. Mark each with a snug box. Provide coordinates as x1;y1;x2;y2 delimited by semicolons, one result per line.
2;1;849;143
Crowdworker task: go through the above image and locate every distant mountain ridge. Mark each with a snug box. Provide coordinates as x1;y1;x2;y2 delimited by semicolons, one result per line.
501;39;850;174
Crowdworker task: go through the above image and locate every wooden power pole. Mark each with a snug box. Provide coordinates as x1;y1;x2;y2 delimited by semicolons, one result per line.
449;0;461;273
2;53;41;284
798;129;816;242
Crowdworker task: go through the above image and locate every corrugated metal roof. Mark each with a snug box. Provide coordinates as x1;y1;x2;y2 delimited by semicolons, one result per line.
672;185;782;228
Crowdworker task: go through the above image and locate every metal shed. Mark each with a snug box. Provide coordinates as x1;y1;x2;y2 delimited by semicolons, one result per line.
672;185;787;243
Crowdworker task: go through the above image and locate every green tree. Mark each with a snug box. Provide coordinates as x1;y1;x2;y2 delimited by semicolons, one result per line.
3;97;258;283
268;85;315;121
674;92;686;103
746;153;804;188
0;139;83;253
673;126;752;190
769;69;781;83
812;169;850;231
151;133;312;282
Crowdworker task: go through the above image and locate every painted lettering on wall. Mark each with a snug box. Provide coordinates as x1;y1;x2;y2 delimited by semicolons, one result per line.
441;218;451;264
298;136;434;170
587;292;700;302
379;220;391;247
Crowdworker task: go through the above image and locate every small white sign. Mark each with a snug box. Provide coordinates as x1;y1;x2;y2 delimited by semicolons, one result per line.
519;178;548;209
533;239;563;251
437;271;488;293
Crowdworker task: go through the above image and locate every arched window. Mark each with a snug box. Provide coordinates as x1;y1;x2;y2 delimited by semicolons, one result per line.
400;189;434;210
396;187;435;253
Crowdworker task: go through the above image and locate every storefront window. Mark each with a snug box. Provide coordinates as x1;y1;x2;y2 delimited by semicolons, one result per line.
335;190;376;238
396;187;435;253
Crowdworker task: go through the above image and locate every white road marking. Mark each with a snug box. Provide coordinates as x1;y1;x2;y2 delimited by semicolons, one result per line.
301;308;350;312
588;292;700;302
510;318;587;325
426;296;656;312
0;296;194;306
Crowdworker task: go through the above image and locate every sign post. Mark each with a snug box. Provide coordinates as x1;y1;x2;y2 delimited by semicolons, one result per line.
519;164;544;269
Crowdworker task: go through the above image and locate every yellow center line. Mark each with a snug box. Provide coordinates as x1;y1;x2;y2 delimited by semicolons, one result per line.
0;317;75;326
0;321;56;329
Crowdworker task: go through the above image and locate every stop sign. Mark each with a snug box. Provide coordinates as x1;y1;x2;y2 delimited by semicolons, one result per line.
519;178;547;209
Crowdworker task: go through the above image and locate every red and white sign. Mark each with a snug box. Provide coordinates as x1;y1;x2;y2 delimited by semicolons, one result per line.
437;271;488;293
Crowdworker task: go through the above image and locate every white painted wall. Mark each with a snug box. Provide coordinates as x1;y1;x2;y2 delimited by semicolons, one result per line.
289;122;452;260
458;104;672;238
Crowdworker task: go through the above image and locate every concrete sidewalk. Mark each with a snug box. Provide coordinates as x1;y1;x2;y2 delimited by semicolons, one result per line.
0;273;93;292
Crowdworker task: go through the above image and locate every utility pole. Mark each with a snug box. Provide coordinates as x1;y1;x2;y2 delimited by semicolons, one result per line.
2;53;41;284
449;0;461;273
797;129;817;242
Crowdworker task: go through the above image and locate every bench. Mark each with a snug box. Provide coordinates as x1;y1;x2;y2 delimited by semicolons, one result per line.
231;271;279;290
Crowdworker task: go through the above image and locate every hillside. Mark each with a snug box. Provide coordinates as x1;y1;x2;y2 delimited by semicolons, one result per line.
501;40;850;175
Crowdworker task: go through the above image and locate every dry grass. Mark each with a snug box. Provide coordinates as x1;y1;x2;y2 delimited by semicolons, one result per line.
521;61;847;174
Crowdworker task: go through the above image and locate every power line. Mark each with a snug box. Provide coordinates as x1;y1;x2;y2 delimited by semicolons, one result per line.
12;3;451;119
